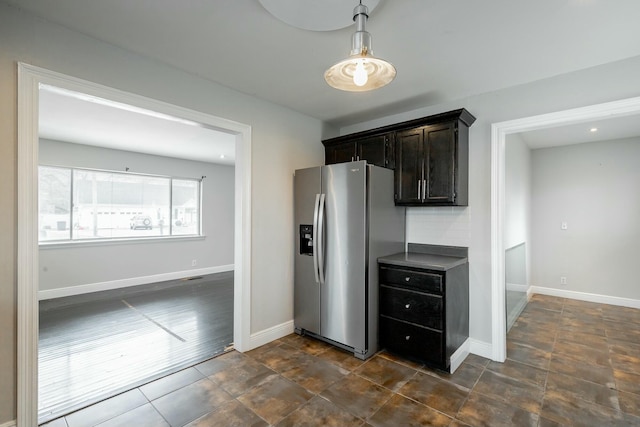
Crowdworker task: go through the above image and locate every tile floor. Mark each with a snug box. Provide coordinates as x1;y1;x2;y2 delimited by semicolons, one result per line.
42;294;640;426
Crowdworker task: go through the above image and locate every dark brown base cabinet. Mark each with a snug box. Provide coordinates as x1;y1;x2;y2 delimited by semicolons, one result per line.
378;262;469;372
322;109;475;206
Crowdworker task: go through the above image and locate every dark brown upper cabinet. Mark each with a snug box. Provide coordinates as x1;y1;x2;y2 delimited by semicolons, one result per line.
395;119;468;206
322;109;475;206
323;132;394;169
325;140;358;165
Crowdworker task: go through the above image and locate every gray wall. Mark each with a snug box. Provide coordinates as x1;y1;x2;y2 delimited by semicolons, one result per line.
340;56;640;348
531;138;640;299
39;139;235;292
1;4;328;421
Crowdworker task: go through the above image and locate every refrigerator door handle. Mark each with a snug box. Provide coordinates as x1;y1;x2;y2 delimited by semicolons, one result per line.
317;193;326;285
312;193;321;283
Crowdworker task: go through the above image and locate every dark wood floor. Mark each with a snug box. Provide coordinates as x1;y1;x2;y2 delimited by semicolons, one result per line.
38;272;234;424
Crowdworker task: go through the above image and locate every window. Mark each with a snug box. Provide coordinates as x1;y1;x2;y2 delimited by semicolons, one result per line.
38;166;201;242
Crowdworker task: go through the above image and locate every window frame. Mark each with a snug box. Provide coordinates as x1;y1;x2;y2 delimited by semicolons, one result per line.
38;164;204;245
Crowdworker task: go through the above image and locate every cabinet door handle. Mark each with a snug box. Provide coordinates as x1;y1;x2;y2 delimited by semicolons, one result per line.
422;179;427;200
405;303;411;309
405;335;411;341
405;277;410;282
417;180;421;200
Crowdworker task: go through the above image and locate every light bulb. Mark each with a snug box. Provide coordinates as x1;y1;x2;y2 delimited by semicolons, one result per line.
353;60;368;87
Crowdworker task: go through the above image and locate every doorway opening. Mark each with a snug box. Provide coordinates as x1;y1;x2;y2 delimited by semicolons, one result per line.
37;82;239;421
491;95;640;362
17;63;252;427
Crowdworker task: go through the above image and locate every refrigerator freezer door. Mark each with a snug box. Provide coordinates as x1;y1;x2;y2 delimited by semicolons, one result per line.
294;166;322;336
321;161;367;351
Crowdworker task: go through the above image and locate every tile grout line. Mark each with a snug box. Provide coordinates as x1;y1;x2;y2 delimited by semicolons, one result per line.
450;361;487;424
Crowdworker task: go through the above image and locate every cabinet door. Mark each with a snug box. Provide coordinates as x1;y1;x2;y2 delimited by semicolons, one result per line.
325;141;356;165
423;122;456;204
394;129;423;204
357;133;393;169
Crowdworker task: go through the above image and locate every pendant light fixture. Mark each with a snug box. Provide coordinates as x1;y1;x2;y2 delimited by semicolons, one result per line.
324;1;396;92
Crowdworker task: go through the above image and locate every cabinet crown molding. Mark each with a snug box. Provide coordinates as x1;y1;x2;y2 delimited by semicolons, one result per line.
322;108;476;147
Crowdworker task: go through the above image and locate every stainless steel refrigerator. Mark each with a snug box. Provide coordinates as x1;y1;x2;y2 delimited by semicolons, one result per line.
294;161;405;359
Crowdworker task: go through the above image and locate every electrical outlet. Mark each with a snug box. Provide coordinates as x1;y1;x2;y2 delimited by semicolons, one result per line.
560;276;567;285
191;259;197;267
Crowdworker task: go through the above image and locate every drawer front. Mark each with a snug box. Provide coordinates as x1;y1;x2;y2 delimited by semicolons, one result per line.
380;285;443;330
380;316;444;367
380;266;443;294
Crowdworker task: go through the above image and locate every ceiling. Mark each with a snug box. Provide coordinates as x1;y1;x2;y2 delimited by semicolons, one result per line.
519;115;640;150
39;85;237;165
9;0;640;158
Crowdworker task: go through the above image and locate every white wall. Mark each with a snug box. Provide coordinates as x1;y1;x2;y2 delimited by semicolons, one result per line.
38;139;235;294
406;207;470;248
505;134;532;288
531;138;640;299
340;55;640;349
0;4;329;421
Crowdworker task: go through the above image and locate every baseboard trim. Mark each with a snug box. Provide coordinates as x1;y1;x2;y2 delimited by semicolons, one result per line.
245;320;295;351
38;264;234;300
450;338;470;373
0;420;16;427
244;322;496;368
530;286;640;309
469;338;493;360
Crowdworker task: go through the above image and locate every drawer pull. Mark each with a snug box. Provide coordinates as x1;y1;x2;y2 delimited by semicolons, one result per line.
405;304;411;309
405;277;410;282
405;335;411;341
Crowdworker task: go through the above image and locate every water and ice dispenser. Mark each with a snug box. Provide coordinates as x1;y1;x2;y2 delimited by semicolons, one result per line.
299;224;313;255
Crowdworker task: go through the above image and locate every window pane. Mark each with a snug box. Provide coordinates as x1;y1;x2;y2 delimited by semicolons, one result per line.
73;170;170;239
39;166;71;241
38;166;201;243
172;179;199;236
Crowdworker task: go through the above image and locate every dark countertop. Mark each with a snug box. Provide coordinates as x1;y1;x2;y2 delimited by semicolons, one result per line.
378;252;468;271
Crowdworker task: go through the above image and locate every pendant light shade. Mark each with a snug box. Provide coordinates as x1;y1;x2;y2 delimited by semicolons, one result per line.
324;2;396;92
